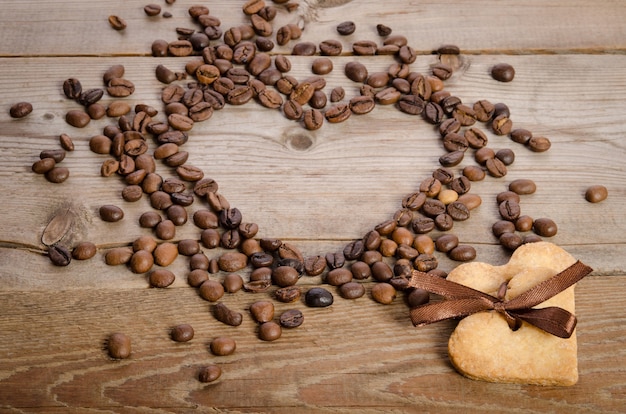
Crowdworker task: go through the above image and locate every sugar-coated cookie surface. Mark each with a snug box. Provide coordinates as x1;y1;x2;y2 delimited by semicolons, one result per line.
446;242;579;386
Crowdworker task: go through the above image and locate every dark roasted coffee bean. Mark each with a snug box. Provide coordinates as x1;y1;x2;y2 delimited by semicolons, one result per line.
99;205;124;222
170;324;194;342
63;78;83;100
499;199;521;221
447;201;470;221
292;41;317;56
414;253;438;272
336;21;356;35
510;128;533;144
491;63;516;82
492;220;516;237
303;109;324;130
515;215;534;232
533;217;558;237
406;288;430;308
279;309;304;328
485;157;507;177
107;78;135;97
411;215;435;234
435;234;459;253
371;261;394;283
72;241;97;260
448;245;476;262
344;61;368;83
500;232;523;251
66;109;91;128
305;287;334;308
496;148;516;165
49;244;71;266
492;114;513;135
434;213;454;231
44;167;69;183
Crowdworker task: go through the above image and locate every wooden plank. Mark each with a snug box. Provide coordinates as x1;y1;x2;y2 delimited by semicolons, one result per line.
0;276;623;412
0;1;624;57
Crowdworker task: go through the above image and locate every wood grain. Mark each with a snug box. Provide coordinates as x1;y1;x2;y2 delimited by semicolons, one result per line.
0;0;625;412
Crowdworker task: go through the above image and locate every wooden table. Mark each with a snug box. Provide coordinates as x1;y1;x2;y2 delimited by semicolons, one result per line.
1;1;625;412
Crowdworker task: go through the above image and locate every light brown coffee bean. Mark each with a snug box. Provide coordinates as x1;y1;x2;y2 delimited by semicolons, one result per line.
129;250;154;274
250;301;274;323
199;280;225;302
108;333;131;358
153;242;178;266
213;303;243;326
339;282;366;299
585;185;608;203
210;336;236;356
371;283;396;304
258;321;282;341
149;269;176;288
72;241;97;260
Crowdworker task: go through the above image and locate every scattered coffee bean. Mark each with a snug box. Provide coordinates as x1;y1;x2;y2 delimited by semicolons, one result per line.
108;15;127;31
337;21;356;35
210;336;236;356
171;324;194;342
198;365;222;383
213;302;243;326
48;244;72;266
149;269;176;288
585;185;608;203
9;102;33;118
99;205;124;222
533;217;558;237
491;63;515;82
250;301;274;323
339;282;366;299
305;287;334;308
107;333;131;359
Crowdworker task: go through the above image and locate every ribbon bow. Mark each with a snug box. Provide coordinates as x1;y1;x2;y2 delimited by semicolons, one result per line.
408;260;592;338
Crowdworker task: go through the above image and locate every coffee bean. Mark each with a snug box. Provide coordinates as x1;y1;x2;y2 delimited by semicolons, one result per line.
585;185;608;203
496;191;520;204
108;333;131;359
218;252;248;272
198;365;221;383
510;128;533;144
371;283;396;304
130;250;154;274
350;261;372;280
275;286;301;303
72;241;97;260
337;281;365;299
153;242;178;267
527;136;551;152
457;193;482;210
491;63;515;82
108;15;127;31
66;109;90;128
447;201;470;221
188;269;209;287
533;217;558;237
279;309;304;328
45;167;70;183
499;199;521;221
107;78;135;97
448;245;476;262
435;234;459;253
473;100;495;122
210;336;237;356
250;301;274;323
496;148;515;166
144;4;161;16
500;232;523;251
48;244;71;266
319;39;343;56
259;322;282;341
272;265;300;287
509;179;537;195
105;247;133;266
492;114;513;136
515;215;534;232
492;220;516;237
32;158;56;174
149;269;176;288
439;150;464;167
214;303;243;326
99;204;124;222
305;287;333;308
199;280;225;302
304;255;326;276
337;21;356;35
62;78;82;100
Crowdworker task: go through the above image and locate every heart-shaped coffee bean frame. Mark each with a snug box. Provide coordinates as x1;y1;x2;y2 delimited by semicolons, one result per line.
40;2;557;377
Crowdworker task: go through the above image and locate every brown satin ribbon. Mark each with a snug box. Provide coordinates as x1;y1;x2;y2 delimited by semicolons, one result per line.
408;260;593;338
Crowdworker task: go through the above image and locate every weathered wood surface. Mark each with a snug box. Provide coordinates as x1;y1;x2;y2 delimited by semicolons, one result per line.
0;0;625;412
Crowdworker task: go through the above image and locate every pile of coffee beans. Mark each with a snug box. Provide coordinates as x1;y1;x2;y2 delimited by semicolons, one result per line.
16;0;604;382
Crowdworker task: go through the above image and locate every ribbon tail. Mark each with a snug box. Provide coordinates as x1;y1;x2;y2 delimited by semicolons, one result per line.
410;298;493;327
512;307;578;338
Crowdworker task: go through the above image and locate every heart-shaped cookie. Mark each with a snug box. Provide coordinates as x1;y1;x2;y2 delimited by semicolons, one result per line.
446;242;579;386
